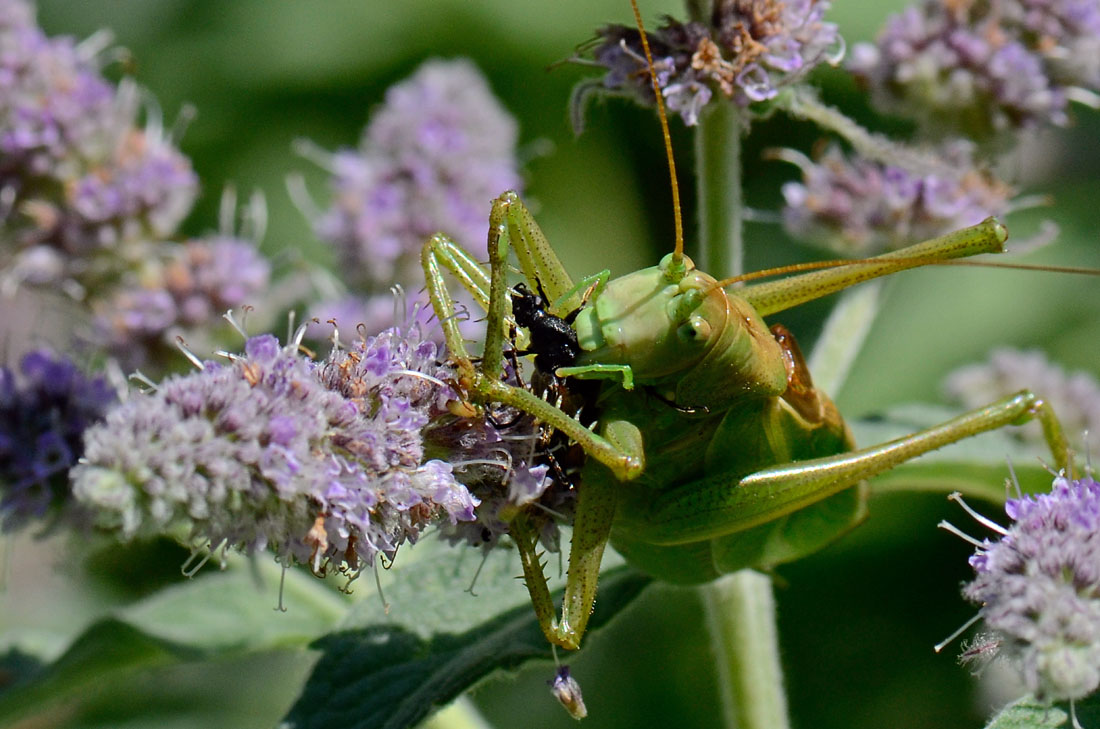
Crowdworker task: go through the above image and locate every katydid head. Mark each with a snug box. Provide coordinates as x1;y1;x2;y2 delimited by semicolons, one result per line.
572;252;787;408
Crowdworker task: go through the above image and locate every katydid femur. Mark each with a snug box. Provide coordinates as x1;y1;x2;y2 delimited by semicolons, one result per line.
419;7;1077;654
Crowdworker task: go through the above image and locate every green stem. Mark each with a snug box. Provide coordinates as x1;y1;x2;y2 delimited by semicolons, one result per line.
695;100;744;277
701;571;791;729
777;89;948;175
420;697;494;729
685;0;710;22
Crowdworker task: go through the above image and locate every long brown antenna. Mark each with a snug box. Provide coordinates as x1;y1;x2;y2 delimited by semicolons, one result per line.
629;0;684;269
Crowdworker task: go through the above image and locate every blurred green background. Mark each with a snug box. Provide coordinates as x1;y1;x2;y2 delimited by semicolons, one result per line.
4;1;1100;727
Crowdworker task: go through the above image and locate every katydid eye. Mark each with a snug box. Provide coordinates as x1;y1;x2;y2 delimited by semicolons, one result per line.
677;316;711;343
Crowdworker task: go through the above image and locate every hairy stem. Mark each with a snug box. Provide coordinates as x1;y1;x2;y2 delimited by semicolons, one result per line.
778;89;950;175
422;697;494;729
696;99;744;277
702;571;791;729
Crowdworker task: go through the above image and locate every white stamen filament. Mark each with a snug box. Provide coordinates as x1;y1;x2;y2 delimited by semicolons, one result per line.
391;369;448;389
174;336;205;370
937;519;987;548
934;612;983;654
947;492;1007;535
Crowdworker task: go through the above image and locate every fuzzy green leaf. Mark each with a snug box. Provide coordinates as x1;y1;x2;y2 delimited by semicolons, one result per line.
282;548;651;729
0;560;345;725
985;696;1067;728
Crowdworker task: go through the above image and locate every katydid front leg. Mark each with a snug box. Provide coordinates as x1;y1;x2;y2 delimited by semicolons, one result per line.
421;195;643;480
641;390;1073;546
514;418;644;650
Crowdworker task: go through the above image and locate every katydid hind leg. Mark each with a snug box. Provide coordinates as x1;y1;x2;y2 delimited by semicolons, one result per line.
640;390;1073;547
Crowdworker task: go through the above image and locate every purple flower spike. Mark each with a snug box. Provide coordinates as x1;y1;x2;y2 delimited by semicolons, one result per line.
960;476;1100;702
0;350;116;532
575;1;841;126
311;59;522;291
72;325;478;576
850;0;1100;136
779;142;1012;253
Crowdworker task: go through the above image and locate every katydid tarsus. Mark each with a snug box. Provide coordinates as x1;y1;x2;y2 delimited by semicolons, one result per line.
419;6;1079;654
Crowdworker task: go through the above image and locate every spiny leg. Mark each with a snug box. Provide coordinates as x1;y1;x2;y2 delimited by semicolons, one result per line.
513;419;642;650
421;233;483;367
422;200;643;478
642;390;1074;546
494;191;581;316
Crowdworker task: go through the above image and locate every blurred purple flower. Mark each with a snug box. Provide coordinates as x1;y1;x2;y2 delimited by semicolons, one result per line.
0;0;198;288
0;350;116;532
310;58;522;290
92;233;270;365
778;141;1013;253
0;0;121;181
944;348;1100;452
850;0;1100;136
60;128;198;250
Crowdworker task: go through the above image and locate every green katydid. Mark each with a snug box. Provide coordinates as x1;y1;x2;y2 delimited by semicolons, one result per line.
418;9;1078;653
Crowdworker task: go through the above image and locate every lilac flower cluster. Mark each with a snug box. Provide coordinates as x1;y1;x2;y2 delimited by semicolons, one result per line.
961;476;1100;702
850;0;1100;136
92;234;271;364
944;348;1100;451
575;0;841;126
778;142;1013;253
0;350;116;532
71;326;477;574
0;0;198;279
304;58;521;335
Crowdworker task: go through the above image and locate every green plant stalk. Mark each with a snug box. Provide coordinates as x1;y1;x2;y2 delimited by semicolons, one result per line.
422;697;494;729
694;96;790;729
695;97;744;278
701;571;792;729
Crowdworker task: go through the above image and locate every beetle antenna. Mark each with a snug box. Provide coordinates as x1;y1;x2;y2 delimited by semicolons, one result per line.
630;0;684;274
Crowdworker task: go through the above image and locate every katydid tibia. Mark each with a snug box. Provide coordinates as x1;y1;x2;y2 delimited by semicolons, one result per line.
422;197;1075;652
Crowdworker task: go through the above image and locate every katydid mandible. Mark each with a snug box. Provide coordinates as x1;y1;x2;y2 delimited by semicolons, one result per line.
419;12;1076;654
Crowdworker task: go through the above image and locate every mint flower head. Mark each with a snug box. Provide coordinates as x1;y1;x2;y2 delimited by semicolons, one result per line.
850;0;1100;137
0;0;198;289
777;141;1013;254
93;233;271;365
0;0;120;181
71;325;478;576
574;0;842;126
308;58;522;291
0;350;116;532
948;477;1100;707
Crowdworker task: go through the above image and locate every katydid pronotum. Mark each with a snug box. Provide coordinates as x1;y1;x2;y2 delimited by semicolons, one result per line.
419;7;1078;654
